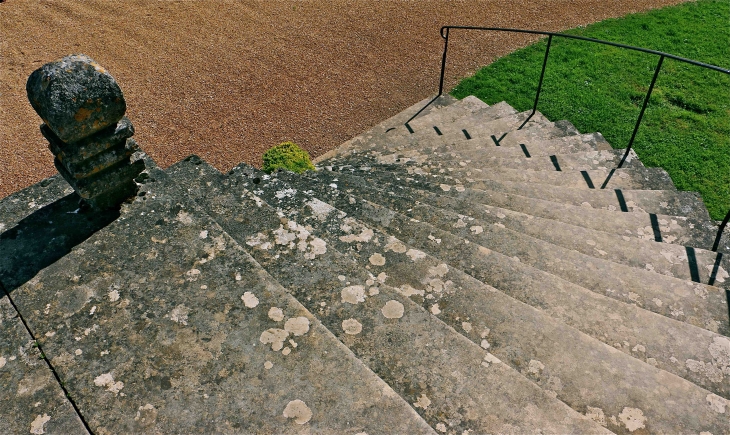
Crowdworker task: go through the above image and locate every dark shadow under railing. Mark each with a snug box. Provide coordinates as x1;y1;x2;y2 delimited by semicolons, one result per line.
405;26;730;252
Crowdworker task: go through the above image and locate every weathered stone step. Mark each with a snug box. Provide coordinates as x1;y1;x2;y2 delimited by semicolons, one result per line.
166;158;611;434
328;165;720;251
335;149;647;183
323;115;584;171
315;94;458;163
331;132;611;174
0;153;161;295
420;131;611;158
8;165;437;434
335;164;710;222
334;165;730;288
0;293;90;435
406;95;490;130
0;175;74;232
238;165;730;434
260;167;730;398
300;168;729;336
371;100;520;146
351;162;675;191
333;108;550;159
328;167;726;283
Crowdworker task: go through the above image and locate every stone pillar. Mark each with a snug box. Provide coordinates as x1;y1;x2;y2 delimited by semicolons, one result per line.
26;54;145;210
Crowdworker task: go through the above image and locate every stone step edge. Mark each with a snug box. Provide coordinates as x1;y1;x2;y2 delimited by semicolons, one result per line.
320;116;583;167
353;163;709;221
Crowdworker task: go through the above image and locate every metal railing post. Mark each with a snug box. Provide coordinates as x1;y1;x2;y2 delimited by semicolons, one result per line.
518;34;552;130
438;27;450;96
712;209;730;252
404;27;451;133
618;54;665;168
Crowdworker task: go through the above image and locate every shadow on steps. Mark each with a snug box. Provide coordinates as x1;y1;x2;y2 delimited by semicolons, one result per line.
0;193;119;293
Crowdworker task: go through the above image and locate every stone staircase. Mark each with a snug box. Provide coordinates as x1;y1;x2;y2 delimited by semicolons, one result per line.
1;95;729;434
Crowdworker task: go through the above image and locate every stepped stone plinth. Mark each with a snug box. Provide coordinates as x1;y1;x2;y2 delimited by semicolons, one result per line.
26;54;145;209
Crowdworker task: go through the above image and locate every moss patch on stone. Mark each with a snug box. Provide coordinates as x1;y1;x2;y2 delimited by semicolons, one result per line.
262;141;315;174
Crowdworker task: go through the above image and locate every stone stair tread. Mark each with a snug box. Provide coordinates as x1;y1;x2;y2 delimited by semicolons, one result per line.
315;94;458;163
335;132;609;169
299;168;729;336
165;158;611;434
359;167;725;283
339;164;710;221
316;165;725;284
448;165;674;191
7;166;438;434
260;166;730;399
348;163;675;191
0;175;74;232
339;149;646;179
0;152;162;295
0;294;90;435
337;107;547;158
322;114;578;170
382;100;519;144
329;164;721;251
406;95;490;130
378;165;730;268
426;132;607;158
240;163;730;434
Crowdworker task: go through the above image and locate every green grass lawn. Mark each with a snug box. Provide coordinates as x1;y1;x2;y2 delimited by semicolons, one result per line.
451;0;730;220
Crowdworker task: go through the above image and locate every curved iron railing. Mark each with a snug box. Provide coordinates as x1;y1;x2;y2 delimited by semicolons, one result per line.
405;26;730;252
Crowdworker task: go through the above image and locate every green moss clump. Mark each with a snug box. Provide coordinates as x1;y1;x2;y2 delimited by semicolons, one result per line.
261;141;315;174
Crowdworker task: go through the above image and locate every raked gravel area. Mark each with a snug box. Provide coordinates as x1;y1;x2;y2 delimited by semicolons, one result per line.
0;0;687;199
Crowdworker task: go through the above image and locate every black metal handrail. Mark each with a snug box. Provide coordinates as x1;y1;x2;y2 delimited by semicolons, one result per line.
405;26;730;252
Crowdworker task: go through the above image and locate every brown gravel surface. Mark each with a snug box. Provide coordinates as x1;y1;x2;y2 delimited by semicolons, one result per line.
0;0;688;199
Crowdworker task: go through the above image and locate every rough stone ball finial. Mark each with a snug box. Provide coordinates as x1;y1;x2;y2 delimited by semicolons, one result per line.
27;54;145;210
26;54;126;144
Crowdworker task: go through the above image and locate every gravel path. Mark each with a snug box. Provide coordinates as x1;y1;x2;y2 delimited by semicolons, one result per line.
0;0;687;199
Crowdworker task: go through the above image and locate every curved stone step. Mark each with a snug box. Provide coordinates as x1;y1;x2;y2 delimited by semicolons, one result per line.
322;115;585;171
424;132;609;158
334;132;609;172
338;148;645;179
337;167;726;283
8;168;437;434
338;165;710;223
165;158;611;434
331;164;720;251
334;108;545;159
303;169;728;335
384;100;520;143
351;162;674;191
238;167;730;434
